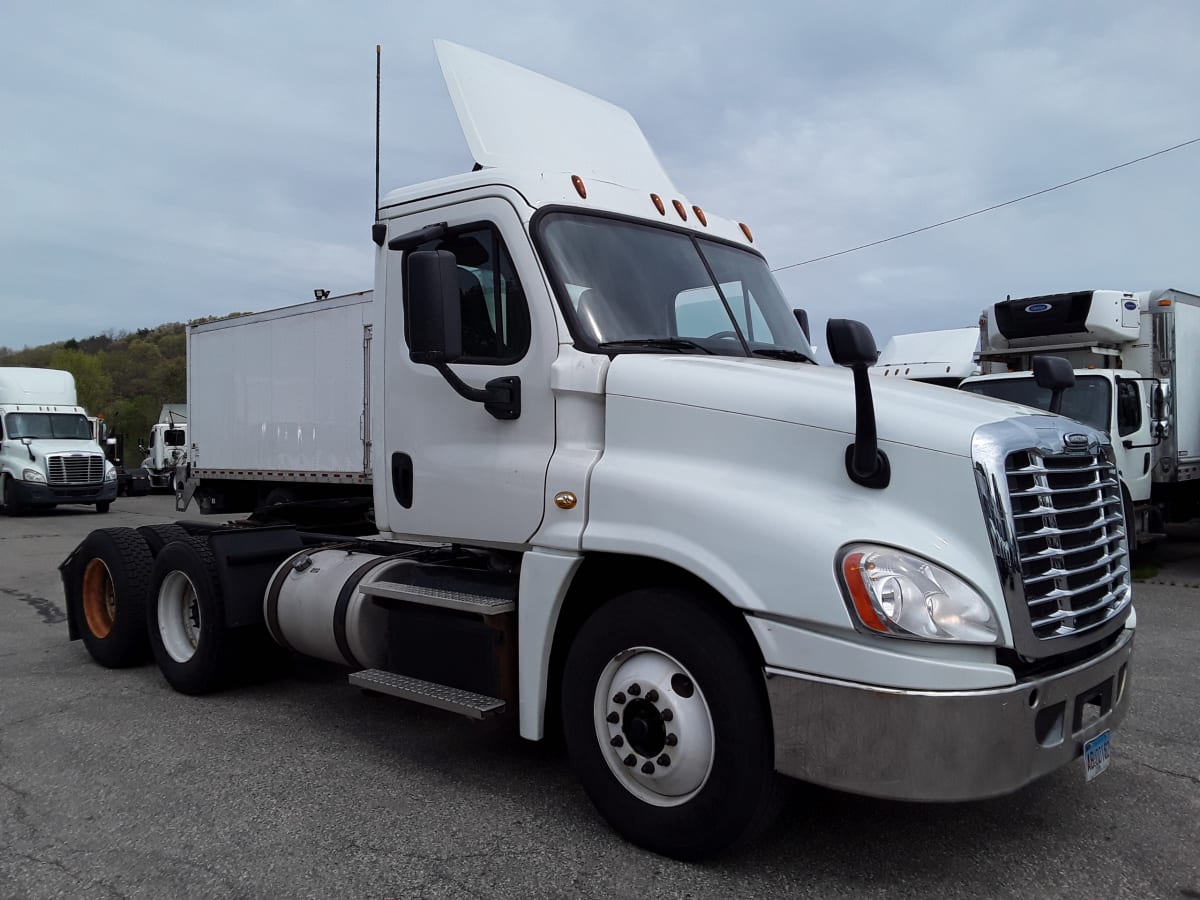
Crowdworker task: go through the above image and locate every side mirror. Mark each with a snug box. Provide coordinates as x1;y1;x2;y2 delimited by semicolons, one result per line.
405;250;463;365
1032;356;1074;415
826;318;889;489
793;309;811;343
1152;382;1171;438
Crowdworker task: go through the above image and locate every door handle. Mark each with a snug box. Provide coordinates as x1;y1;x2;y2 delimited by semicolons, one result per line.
391;452;413;508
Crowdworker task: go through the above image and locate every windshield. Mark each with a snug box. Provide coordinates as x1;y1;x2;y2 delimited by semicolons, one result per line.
537;212;816;360
164;428;186;446
4;412;93;440
962;374;1112;432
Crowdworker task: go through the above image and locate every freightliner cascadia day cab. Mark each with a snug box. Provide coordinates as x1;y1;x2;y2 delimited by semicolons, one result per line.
59;43;1136;859
962;289;1200;550
140;421;189;492
1;367;118;514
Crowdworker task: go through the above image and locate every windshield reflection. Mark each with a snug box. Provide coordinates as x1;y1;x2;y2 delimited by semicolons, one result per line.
537;213;815;361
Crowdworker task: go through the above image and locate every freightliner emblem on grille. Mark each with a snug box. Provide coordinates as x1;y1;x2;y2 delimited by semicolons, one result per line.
1064;433;1091;450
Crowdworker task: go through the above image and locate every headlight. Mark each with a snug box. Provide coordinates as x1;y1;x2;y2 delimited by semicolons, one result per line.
22;468;46;483
105;466;118;481
839;544;999;643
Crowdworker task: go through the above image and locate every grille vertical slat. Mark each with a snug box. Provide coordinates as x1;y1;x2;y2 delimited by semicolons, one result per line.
46;454;104;484
1005;449;1130;642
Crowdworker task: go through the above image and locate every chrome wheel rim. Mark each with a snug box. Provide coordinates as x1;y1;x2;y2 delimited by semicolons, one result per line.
158;571;202;663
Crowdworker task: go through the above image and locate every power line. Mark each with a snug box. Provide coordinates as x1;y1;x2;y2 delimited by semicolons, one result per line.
771;137;1200;272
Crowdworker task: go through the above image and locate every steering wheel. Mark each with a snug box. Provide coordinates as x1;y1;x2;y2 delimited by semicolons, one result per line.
706;331;740;340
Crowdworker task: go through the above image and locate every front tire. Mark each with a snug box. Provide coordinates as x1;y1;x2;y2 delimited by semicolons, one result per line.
96;501;111;513
3;476;25;516
69;528;153;667
561;588;778;860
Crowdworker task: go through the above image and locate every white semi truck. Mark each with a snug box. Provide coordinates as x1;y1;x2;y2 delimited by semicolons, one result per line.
175;290;374;513
0;367;118;514
962;289;1200;549
58;43;1135;859
140;420;189;492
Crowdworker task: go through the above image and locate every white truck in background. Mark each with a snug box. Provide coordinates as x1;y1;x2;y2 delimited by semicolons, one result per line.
59;42;1136;860
175;290;374;514
0;367;118;514
961;289;1200;548
141;420;189;492
872;326;980;387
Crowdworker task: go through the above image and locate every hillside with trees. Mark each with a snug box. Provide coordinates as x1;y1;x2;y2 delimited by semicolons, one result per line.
0;318;235;449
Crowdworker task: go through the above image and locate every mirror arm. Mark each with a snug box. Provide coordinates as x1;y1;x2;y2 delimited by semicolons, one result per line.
845;363;890;489
433;364;521;421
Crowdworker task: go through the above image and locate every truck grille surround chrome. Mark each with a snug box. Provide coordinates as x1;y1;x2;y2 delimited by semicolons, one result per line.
46;454;105;485
972;417;1132;659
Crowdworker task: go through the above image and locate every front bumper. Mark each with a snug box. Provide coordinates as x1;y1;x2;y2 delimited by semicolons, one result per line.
12;480;118;506
766;628;1133;801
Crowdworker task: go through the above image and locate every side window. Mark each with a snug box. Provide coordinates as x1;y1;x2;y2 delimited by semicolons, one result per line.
674;282;774;343
413;225;531;364
1116;380;1142;437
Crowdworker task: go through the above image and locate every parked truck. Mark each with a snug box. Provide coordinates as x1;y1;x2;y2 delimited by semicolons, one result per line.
58;42;1135;860
1;367;118;514
139;420;188;492
961;288;1200;548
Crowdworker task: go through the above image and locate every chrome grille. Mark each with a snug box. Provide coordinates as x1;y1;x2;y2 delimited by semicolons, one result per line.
1005;450;1130;641
47;454;104;485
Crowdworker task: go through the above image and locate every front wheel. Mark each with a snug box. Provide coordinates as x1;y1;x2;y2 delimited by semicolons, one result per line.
561;588;778;860
96;501;111;513
3;476;24;516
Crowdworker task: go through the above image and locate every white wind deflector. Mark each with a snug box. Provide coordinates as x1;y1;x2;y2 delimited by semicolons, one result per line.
434;40;677;192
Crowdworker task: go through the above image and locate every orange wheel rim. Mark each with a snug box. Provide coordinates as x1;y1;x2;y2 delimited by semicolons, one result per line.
82;558;116;639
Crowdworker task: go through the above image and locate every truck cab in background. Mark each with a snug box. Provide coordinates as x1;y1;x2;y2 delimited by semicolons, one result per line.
0;367;117;514
140;421;188;492
962;289;1200;548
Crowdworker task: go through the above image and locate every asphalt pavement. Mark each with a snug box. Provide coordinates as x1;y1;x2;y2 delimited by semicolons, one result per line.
1;495;1197;899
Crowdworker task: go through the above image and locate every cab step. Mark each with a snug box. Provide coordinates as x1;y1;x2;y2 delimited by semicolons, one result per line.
349;669;506;719
359;581;514;615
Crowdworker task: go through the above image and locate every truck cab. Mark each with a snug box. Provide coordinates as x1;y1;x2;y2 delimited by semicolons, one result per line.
0;367;117;514
141;421;188;491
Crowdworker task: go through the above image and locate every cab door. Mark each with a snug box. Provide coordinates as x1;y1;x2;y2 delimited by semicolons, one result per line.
378;196;557;546
1114;377;1153;505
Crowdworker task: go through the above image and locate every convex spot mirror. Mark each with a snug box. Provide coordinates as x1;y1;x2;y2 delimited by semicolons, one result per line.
826;318;879;366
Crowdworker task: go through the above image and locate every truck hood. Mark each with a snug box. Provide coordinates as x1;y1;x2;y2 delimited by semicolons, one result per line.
604;355;1037;457
19;440;104;458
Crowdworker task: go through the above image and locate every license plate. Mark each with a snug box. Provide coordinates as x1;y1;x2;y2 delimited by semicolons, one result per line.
1083;729;1111;782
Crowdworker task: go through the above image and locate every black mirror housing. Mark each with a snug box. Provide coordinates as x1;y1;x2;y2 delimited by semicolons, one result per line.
1032;356;1075;392
826;318;879;366
406;250;463;365
793;308;811;343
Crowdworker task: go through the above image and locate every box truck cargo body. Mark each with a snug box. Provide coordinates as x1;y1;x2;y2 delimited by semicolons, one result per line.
182;290;373;512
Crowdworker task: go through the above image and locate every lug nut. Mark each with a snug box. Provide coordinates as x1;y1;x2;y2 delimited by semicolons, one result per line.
611;735;624;748
665;733;678;746
624;754;636;767
641;761;655;775
613;692;626;705
661;709;674;722
606;712;619;724
645;689;659;703
628;683;641;696
657;754;671;766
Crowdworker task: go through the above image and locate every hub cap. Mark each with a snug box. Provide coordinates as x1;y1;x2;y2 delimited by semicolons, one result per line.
158;571;202;663
81;559;116;639
593;647;714;807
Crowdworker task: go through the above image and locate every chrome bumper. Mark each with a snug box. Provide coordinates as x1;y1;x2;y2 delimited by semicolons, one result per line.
766;628;1133;801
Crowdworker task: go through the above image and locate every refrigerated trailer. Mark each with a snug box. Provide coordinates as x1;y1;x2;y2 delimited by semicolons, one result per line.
60;42;1135;860
177;290;374;513
962;288;1200;547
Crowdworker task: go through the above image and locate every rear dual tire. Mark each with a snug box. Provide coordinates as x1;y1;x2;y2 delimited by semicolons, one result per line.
70;528;153;667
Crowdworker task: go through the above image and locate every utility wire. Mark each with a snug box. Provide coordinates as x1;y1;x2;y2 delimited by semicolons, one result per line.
771;137;1200;272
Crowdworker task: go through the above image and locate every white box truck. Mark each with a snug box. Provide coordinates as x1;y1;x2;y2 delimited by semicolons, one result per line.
177;290;374;512
0;367;118;514
58;42;1135;860
961;288;1200;548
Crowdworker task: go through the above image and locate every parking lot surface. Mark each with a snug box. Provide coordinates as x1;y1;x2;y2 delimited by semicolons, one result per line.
2;496;1198;899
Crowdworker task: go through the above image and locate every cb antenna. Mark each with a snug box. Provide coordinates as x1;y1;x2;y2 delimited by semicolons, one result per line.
375;43;381;221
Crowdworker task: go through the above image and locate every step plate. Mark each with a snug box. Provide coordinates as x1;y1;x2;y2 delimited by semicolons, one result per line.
350;669;505;719
359;581;515;615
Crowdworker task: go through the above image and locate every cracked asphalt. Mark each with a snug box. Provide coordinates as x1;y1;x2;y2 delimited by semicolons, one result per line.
1;496;1198;899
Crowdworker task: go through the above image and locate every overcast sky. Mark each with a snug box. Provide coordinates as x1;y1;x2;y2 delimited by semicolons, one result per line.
2;2;1198;352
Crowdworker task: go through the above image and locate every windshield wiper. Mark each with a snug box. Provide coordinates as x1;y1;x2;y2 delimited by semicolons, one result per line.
597;338;715;355
751;348;813;363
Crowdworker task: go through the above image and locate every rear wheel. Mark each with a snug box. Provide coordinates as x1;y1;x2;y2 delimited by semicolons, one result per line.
561;588;778;860
137;523;192;557
70;528;153;667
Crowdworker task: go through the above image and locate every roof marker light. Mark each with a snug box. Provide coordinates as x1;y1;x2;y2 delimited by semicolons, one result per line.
672;199;688;220
1158;299;1173;306
692;206;707;226
571;175;587;199
739;222;754;242
650;193;666;215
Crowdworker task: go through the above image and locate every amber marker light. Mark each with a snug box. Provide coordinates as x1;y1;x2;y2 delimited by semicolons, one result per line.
571;175;587;199
842;552;890;634
650;193;666;215
692;206;707;226
672;199;688;220
1158;299;1173;306
739;222;754;242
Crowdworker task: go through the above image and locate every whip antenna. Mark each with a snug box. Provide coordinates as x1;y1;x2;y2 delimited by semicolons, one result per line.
375;44;381;221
